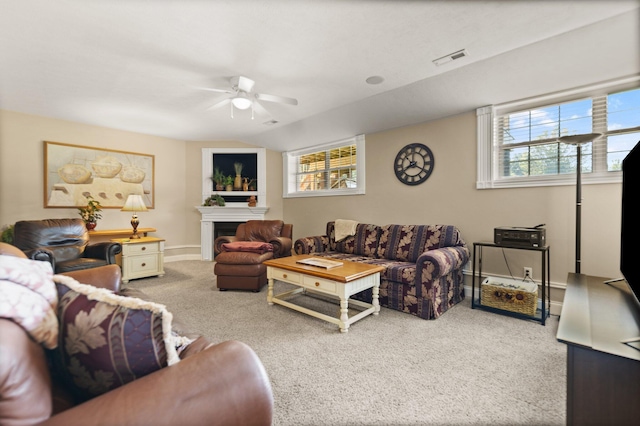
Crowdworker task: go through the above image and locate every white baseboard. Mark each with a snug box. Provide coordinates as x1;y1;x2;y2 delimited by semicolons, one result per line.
164;254;204;263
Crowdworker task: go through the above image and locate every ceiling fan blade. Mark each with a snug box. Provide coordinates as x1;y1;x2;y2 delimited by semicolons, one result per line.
236;76;255;93
252;100;272;118
255;92;298;106
195;86;234;94
205;98;231;111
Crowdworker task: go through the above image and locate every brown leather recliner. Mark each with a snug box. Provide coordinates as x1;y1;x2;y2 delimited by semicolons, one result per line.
12;218;122;273
214;220;293;292
0;242;274;426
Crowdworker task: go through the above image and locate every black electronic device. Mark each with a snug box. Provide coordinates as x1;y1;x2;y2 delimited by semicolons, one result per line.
494;225;546;248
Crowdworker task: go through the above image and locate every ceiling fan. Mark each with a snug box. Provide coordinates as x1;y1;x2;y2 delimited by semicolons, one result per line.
197;76;298;119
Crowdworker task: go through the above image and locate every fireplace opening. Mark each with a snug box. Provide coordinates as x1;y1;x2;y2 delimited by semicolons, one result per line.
214;222;243;240
213;222;243;259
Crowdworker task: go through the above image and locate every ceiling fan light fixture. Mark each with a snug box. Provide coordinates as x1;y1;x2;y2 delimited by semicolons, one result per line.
231;92;252;110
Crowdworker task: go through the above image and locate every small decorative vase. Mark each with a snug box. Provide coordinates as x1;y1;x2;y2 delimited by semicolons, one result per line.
85;221;97;231
234;174;242;191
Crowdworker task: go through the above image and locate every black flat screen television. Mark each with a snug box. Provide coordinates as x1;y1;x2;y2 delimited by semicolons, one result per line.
620;140;640;309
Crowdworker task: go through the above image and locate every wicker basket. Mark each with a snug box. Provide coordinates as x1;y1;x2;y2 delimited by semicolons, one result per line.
481;277;537;316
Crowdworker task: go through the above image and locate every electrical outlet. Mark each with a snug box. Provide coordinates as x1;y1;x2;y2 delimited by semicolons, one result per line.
524;267;533;280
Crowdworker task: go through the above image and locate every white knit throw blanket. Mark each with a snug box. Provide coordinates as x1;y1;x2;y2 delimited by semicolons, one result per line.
0;256;58;349
335;219;359;242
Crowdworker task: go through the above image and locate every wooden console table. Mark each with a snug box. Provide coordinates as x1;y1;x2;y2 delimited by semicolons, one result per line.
89;227;156;238
557;273;640;425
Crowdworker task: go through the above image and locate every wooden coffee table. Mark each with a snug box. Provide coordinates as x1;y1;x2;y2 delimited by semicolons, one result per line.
264;255;384;333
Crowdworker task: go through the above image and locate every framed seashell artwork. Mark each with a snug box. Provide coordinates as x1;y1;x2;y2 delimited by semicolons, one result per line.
44;141;154;208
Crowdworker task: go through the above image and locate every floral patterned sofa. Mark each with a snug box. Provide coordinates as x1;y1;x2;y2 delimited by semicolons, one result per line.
294;221;469;320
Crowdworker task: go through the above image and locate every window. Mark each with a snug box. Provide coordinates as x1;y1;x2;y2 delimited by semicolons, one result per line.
283;135;365;198
477;77;640;189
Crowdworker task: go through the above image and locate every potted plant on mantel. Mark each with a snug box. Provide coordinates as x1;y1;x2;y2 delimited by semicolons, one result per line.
78;195;103;230
233;162;243;190
211;167;225;191
224;175;234;191
203;194;225;207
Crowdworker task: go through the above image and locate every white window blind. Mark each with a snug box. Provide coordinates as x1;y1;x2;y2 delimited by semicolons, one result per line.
477;77;640;189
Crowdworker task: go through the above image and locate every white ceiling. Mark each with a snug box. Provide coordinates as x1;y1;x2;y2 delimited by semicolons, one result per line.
1;1;639;152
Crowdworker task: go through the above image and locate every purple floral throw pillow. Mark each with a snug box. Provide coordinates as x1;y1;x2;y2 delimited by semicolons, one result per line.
50;274;181;401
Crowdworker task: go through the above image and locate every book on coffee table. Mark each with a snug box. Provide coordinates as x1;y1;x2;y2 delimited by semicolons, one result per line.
296;257;343;269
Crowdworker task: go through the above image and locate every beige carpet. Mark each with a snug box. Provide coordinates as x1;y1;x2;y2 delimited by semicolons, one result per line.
128;260;566;426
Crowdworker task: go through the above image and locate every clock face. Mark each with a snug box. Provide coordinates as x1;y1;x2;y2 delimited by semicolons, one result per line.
394;143;435;185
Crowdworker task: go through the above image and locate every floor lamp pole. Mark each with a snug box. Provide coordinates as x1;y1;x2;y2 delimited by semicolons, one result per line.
575;144;582;273
559;133;601;274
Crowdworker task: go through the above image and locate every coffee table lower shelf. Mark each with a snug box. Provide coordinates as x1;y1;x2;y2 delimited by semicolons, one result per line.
270;288;378;332
264;255;384;333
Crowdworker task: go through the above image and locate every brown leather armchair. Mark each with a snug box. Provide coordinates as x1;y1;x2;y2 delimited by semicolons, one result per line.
12;218;122;273
214;220;293;292
214;220;293;258
0;242;274;426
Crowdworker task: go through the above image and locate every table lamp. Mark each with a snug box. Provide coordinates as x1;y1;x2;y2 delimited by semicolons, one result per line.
121;194;148;239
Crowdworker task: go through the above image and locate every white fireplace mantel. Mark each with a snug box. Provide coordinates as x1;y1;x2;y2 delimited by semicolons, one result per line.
197;206;269;260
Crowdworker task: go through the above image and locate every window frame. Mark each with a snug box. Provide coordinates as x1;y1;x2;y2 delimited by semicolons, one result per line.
283;135;365;198
477;76;640;189
201;147;266;207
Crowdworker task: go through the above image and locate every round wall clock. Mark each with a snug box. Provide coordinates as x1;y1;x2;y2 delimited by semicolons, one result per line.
394;143;435;185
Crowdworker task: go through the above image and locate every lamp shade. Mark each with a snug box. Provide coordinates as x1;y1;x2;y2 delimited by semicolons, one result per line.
559;132;602;145
231;93;252;110
121;194;148;212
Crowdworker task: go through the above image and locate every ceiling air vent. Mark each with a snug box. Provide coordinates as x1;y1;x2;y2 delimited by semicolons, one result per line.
433;49;468;66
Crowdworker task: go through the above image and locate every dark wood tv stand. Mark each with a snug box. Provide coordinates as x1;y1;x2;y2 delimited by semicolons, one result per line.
557;273;640;425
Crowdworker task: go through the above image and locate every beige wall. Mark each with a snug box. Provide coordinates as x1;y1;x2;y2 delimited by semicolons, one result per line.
0;110;284;259
282;111;623;306
1;108;623;308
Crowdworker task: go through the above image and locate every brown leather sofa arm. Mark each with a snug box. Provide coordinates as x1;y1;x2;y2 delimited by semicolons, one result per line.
60;264;122;293
23;247;56;269
214;235;239;256
36;340;274;426
0;242;27;258
270;237;292;258
83;241;122;264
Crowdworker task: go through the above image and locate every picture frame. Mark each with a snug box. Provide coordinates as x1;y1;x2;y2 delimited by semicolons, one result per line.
44;141;154;208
